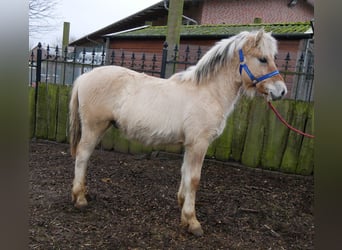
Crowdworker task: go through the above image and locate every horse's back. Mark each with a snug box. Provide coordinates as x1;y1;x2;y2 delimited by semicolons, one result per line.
76;66;138;88
76;66;140;102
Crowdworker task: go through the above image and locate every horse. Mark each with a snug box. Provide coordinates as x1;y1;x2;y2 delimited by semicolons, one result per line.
69;29;287;236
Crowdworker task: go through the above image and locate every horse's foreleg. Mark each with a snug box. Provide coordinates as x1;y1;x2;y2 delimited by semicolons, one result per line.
178;140;208;236
72;121;109;208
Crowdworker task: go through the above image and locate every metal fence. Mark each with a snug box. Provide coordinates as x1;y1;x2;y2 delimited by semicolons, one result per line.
29;40;314;101
29;44;163;86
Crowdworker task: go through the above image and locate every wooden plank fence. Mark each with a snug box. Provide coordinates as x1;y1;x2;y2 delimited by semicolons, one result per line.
29;83;314;175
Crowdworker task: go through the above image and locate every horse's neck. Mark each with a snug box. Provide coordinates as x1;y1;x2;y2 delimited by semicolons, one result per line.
207;67;242;114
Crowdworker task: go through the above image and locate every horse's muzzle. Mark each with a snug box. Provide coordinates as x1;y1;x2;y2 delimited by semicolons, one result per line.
268;81;287;101
270;91;284;101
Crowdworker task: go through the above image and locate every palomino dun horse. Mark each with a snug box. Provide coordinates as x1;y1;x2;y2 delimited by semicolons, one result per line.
69;29;287;236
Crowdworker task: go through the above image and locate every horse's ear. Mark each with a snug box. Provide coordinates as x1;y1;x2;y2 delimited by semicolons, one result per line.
254;29;265;46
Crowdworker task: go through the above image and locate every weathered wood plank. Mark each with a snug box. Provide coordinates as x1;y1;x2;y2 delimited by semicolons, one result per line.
165;144;182;154
56;85;70;143
206;138;218;158
214;115;234;161
129;140;144;154
231;96;252;162
280;101;308;173
47;84;59;140
113;129;129;154
101;127;115;150
142;145;153;154
261;100;291;170
35;84;48;139
153;145;166;153
28;87;36;138
128;140;154;155
241;98;267;168
296;102;314;175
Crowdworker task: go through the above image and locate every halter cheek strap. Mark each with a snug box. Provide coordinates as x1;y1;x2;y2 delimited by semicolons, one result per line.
239;49;280;86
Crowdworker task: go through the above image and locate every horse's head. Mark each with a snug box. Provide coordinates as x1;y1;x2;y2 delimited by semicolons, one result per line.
239;29;287;101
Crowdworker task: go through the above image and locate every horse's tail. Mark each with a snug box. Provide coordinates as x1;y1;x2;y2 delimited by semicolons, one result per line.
69;80;81;157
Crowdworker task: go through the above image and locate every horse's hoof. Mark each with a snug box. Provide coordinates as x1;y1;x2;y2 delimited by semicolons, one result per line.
74;201;88;209
73;197;88;209
188;225;204;237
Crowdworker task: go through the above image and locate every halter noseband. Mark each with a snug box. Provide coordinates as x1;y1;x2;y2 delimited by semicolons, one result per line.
239;49;280;86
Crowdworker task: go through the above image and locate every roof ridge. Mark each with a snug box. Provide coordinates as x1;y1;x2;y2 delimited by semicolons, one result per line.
102;21;313;40
141;21;311;29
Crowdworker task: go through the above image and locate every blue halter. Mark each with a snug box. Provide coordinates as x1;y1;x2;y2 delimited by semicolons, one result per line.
239;49;280;86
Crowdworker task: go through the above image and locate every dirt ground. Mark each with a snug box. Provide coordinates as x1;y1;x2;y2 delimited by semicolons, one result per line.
29;140;314;249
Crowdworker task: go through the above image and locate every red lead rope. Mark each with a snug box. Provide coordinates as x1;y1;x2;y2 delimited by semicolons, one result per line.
267;101;315;139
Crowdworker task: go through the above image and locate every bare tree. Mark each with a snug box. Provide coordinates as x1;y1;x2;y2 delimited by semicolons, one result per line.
29;0;60;37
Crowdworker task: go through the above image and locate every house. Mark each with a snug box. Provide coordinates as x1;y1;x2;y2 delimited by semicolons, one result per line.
70;0;314;47
69;0;314;100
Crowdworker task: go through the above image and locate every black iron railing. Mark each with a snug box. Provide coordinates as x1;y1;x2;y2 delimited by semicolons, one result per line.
29;40;314;101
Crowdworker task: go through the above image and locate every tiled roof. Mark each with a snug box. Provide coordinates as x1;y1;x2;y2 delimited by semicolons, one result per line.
106;22;312;39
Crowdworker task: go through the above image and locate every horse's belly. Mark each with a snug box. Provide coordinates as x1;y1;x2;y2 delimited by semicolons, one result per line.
121;121;184;146
115;83;188;146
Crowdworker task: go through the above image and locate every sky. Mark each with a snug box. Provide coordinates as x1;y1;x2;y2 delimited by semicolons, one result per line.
29;0;161;48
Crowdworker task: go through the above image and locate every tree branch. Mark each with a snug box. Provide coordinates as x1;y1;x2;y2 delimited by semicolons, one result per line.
29;0;60;36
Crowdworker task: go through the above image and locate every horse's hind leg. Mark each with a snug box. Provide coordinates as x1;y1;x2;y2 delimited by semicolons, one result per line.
178;140;208;236
72;121;110;208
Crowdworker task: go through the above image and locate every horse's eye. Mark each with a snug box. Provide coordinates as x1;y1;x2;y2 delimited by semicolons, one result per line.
258;57;268;63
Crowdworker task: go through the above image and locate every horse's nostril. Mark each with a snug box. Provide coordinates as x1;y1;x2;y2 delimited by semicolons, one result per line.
281;90;285;96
